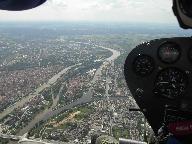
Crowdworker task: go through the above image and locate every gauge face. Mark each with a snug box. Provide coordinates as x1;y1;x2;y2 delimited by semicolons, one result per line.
154;68;188;99
133;55;155;76
158;42;180;64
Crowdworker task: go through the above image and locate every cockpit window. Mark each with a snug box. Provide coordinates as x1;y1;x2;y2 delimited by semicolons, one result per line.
0;0;191;144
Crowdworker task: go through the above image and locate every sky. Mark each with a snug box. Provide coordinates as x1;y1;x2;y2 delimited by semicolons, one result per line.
0;0;177;24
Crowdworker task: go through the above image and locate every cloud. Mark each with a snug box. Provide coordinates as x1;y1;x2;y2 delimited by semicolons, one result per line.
47;0;68;8
0;0;176;23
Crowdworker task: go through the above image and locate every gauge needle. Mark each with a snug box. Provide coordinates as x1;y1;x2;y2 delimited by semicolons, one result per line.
172;84;176;88
158;82;169;84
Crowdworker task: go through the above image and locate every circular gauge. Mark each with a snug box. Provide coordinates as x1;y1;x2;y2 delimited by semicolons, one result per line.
158;42;181;64
133;55;155;76
154;68;188;99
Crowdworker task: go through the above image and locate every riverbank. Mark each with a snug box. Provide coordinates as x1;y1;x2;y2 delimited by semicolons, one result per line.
17;43;120;136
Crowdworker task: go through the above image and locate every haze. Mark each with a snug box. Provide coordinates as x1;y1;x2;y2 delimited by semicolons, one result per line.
0;0;177;24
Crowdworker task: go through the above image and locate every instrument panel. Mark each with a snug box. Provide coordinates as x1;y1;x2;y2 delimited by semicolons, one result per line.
124;37;192;134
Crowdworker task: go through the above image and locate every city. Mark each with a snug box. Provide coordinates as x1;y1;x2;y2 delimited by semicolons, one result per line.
0;23;189;144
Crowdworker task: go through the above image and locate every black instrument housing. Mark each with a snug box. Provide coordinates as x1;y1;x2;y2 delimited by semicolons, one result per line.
124;37;192;134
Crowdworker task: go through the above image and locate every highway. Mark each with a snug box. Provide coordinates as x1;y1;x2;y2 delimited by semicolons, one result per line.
0;133;53;144
0;133;21;140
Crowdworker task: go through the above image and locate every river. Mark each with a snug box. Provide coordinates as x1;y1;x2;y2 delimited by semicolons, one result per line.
0;42;120;136
17;43;120;136
0;64;79;120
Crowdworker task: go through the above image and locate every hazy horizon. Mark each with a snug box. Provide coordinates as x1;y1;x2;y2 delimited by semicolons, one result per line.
0;20;184;28
0;0;177;24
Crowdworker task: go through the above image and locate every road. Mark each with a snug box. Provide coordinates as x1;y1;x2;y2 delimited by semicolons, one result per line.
0;133;21;140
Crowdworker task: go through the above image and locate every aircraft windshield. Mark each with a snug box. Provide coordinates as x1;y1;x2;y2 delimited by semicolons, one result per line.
0;0;191;144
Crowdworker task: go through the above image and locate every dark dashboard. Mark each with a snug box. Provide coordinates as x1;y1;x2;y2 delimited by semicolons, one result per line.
124;37;192;135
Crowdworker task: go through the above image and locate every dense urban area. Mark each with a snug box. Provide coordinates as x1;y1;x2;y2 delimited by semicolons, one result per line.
0;23;189;144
